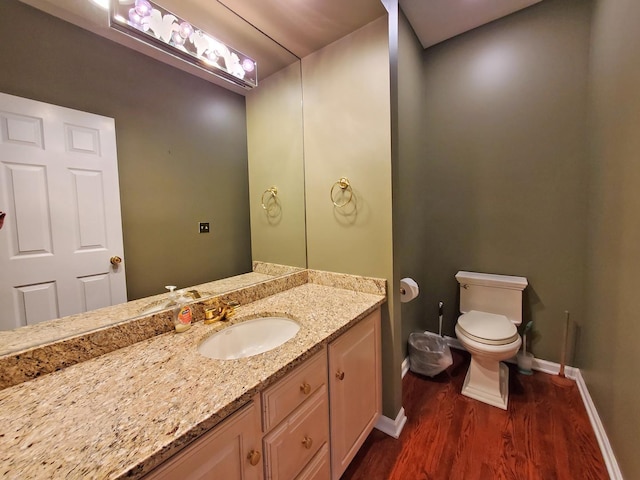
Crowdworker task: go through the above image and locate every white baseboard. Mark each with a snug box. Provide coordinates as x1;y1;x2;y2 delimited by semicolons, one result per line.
573;369;624;479
528;356;580;379
401;356;410;378
415;339;623;479
375;407;407;439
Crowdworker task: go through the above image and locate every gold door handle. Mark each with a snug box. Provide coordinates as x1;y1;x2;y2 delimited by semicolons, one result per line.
300;382;311;395
110;256;122;266
335;370;345;381
301;436;313;450
247;449;261;466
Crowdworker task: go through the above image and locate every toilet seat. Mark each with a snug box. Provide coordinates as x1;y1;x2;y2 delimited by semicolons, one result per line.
457;310;519;346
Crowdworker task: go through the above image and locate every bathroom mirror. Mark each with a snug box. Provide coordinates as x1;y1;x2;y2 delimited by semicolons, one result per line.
0;0;305;351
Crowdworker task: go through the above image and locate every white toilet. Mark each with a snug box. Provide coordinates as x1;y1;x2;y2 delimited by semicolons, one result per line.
455;271;528;410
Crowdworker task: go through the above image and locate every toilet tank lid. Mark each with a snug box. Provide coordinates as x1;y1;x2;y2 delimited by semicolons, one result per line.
456;271;528;290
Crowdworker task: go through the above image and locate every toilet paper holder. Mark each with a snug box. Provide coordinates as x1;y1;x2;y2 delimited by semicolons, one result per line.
399;278;419;303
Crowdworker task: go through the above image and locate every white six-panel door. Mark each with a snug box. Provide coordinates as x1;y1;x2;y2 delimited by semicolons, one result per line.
0;92;126;330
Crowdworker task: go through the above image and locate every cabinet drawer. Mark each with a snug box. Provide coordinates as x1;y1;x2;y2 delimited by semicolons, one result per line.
262;349;327;431
263;386;329;480
295;443;330;480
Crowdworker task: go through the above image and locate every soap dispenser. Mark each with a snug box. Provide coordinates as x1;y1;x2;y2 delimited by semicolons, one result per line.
166;286;192;333
165;285;178;305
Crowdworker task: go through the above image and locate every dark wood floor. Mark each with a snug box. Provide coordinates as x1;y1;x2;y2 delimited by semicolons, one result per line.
342;349;608;480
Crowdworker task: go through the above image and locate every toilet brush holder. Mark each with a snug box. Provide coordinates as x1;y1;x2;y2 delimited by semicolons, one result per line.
517;321;534;375
517;351;534;375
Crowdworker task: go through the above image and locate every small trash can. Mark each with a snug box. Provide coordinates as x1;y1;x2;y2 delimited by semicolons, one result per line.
408;331;453;377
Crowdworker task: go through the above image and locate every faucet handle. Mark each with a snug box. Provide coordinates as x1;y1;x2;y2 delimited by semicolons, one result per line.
203;300;236;324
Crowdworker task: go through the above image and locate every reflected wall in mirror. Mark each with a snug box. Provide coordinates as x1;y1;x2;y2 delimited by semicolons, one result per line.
246;63;307;267
0;0;305;344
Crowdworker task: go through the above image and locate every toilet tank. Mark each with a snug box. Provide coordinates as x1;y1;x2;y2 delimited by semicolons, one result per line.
456;271;528;325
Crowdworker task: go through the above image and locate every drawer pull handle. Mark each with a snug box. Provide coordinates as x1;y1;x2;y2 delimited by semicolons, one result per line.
300;382;311;395
247;449;261;466
335;370;345;381
302;436;313;450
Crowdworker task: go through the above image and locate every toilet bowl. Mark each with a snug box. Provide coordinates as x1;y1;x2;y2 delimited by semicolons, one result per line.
455;311;521;410
455;271;528;410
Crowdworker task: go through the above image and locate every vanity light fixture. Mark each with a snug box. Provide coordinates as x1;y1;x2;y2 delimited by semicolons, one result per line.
109;0;258;88
89;0;110;9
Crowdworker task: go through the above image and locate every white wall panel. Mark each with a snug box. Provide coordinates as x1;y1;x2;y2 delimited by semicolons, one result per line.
0;112;44;148
79;273;110;311
65;124;100;155
8;164;52;255
16;282;58;326
71;169;107;249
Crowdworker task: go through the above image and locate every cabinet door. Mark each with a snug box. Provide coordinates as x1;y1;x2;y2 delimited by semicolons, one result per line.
144;399;263;480
328;308;381;480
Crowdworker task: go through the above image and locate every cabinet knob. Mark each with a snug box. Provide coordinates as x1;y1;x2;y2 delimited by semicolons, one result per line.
301;436;313;450
335;370;345;381
247;449;261;466
300;382;311;395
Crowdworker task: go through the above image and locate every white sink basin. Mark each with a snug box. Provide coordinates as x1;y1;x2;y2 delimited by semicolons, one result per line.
198;317;300;360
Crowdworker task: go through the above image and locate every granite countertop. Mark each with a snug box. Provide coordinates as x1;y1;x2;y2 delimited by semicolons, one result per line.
0;270;282;357
0;278;385;479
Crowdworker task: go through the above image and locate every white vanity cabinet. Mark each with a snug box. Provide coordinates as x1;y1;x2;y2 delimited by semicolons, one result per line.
328;309;382;480
143;307;381;480
144;398;264;480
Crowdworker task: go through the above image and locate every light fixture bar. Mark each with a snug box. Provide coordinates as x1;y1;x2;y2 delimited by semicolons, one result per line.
109;0;257;88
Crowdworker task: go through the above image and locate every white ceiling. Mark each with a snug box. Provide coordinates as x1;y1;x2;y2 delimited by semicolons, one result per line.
21;0;544;93
215;0;545;54
212;0;545;57
399;0;543;48
218;0;387;59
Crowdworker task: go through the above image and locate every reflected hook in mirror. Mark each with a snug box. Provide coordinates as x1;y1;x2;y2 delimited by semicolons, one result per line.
261;186;278;211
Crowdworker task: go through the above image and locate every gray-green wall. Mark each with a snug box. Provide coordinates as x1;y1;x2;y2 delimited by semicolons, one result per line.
584;1;640;477
397;6;428;350
301;16;400;418
400;0;592;364
0;1;251;300
246;62;307;269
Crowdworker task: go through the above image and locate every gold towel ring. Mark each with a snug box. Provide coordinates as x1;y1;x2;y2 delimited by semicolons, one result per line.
330;177;353;207
261;186;278;210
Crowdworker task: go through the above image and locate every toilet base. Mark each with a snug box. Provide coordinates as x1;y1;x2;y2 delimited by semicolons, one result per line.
461;358;509;410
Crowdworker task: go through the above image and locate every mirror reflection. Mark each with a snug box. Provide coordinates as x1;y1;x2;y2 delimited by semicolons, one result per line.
0;0;306;347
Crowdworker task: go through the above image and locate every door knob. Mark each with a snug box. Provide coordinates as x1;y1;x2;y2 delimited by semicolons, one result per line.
301;436;313;449
300;382;311;395
247;449;261;466
110;256;122;266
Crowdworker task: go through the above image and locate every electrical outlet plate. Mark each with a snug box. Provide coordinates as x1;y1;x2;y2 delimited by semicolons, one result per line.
199;222;210;233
